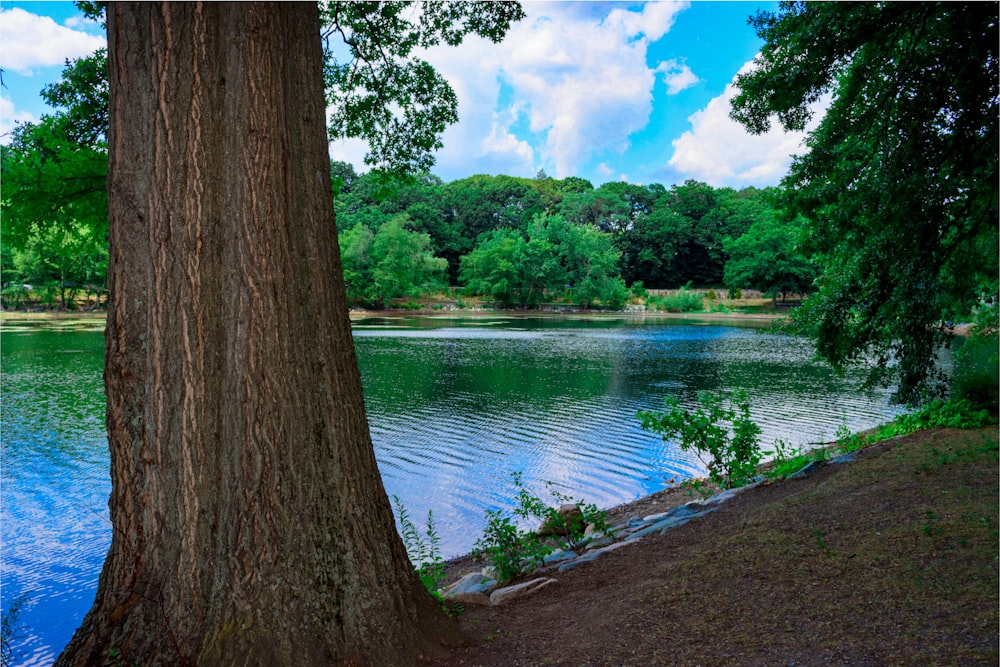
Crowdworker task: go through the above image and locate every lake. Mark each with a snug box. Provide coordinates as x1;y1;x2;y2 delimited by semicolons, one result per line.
0;314;901;665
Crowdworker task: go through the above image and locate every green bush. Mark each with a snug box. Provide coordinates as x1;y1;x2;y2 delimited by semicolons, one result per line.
647;288;704;313
893;398;996;433
474;473;608;584
834;398;997;456
474;509;550;585
639;390;762;489
950;334;999;410
392;496;446;597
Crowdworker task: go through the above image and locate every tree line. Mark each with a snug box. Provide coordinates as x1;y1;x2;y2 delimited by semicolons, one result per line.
331;164;816;309
1;1;995;401
2;86;818;312
1;33;820;313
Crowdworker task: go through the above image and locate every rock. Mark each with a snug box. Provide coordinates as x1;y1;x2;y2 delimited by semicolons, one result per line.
537;504;585;536
489;577;558;605
703;481;762;506
558;539;640;572
829;451;858;465
787;461;823;479
584;535;614;551
441;572;497;607
644;501;705;523
557;550;600;571
625;515;691;541
542;549;577;565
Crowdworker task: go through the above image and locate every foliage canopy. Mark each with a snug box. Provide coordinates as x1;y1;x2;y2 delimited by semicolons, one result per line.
322;1;525;175
731;1;999;404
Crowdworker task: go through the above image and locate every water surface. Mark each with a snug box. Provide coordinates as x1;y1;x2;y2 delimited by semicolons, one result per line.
1;315;900;665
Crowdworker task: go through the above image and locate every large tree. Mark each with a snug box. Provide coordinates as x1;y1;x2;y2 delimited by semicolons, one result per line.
723;214;817;304
731;1;999;404
55;3;507;664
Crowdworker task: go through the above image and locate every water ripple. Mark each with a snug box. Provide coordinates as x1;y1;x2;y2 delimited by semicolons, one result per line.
2;319;906;665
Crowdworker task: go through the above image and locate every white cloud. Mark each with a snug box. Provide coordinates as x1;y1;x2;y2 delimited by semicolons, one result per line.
479;1;688;178
325;2;694;182
328;136;370;172
0;8;105;75
663;59;827;188
330;1;690;181
479;105;536;172
0;94;37;144
418;35;537;179
604;1;685;42
657;58;699;95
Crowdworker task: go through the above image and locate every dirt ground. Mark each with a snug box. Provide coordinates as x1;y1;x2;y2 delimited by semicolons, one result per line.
428;427;999;666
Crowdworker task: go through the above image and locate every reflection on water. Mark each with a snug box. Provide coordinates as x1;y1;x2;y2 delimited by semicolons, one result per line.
0;315;901;665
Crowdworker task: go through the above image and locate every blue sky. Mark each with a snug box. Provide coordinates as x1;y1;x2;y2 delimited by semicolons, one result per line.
1;1;818;189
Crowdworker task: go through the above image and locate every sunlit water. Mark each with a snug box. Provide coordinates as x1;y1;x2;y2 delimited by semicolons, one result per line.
1;315;902;665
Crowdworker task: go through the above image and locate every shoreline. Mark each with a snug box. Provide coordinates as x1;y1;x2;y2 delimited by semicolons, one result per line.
436;435;854;581
0;307;787;326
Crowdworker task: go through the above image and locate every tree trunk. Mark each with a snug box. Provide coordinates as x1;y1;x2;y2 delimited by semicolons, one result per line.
56;3;457;665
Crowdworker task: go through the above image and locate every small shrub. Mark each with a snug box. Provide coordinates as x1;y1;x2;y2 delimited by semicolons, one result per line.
832;398;997;459
648;288;704;313
951;334;999;410
474;473;608;583
474;509;550;585
392;496;446;597
639;390;763;489
630;281;648;300
892;398;996;433
764;438;830;479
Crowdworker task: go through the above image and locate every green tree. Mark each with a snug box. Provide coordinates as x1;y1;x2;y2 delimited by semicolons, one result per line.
460;213;625;309
536;214;627;309
337;221;377;305
618;206;693;288
723;214;817;305
370;215;448;306
1;51;109;290
558;187;630;234
55;2;519;665
459;228;524;306
0;219;107;310
731;1;999;403
443;173;546;238
526;170;594;209
324;2;524;175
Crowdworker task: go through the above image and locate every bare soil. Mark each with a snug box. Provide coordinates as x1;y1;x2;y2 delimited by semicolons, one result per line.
429;427;999;666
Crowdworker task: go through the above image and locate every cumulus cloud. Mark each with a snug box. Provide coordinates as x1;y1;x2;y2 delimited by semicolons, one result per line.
487;1;688;178
657;58;699;95
417;34;536;179
662;59;827;187
0;94;37;144
329;2;697;182
0;8;105;75
374;1;689;181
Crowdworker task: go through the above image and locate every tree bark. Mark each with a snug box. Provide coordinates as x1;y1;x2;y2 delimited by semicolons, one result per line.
56;3;457;665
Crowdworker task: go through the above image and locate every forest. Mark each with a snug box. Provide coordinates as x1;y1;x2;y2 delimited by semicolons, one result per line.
2;139;816;313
